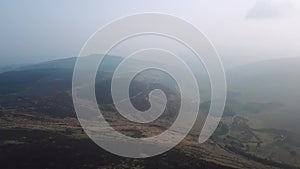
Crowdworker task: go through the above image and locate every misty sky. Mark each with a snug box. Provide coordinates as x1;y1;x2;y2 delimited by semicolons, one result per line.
1;0;300;68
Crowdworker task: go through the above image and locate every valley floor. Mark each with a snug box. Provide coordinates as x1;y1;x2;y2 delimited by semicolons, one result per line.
1;110;299;169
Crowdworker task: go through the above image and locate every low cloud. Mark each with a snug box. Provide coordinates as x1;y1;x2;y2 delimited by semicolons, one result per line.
246;0;294;19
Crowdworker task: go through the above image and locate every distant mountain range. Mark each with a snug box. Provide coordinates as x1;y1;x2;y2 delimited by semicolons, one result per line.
1;55;300;104
227;57;300;105
0;55;299;131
